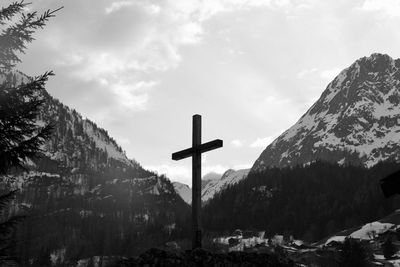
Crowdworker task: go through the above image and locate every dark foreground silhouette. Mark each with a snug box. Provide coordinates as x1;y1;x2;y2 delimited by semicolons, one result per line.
111;248;294;267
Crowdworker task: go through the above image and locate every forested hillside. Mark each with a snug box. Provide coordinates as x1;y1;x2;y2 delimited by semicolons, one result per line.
203;161;400;242
0;82;191;265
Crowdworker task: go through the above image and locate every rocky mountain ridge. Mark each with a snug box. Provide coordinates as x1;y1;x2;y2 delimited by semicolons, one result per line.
252;53;400;172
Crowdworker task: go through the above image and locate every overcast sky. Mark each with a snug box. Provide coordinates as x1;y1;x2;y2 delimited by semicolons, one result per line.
7;0;400;185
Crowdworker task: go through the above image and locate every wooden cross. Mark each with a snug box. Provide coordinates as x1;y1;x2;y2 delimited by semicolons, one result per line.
172;114;223;249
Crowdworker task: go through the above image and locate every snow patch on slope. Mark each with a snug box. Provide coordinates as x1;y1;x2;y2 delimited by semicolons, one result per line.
350;222;393;240
323;213;398;246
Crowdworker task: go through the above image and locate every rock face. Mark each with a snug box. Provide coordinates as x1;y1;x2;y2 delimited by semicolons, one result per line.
173;182;192;204
1;86;190;262
252;53;400;172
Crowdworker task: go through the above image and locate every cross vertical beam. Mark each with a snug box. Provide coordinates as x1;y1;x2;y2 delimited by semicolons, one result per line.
192;115;202;249
172;114;223;249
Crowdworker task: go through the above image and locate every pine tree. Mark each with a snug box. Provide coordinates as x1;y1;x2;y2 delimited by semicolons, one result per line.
0;1;60;265
0;190;24;265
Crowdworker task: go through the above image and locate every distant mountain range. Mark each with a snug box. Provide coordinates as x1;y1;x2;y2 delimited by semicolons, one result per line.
173;169;249;204
252;53;400;172
202;169;250;202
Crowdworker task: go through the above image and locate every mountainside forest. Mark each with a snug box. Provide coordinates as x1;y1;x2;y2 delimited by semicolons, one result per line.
203;161;400;243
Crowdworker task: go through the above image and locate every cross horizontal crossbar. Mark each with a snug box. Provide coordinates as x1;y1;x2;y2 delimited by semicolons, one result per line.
172;139;223;161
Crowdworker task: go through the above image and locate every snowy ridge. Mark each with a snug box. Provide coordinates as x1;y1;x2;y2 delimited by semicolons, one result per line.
202;168;250;202
252;53;400;171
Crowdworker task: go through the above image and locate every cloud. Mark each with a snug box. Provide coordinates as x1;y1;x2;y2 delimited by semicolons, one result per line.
110;80;157;110
250;130;283;148
362;0;400;17
297;68;318;78
169;0;275;22
250;136;275;148
320;67;341;81
233;163;252;170
231;139;244;147
22;0;322;120
297;67;341;81
105;1;134;14
203;164;229;175
145;164;190;184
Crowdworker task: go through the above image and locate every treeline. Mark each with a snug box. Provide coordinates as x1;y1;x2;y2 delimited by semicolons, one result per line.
202;161;400;242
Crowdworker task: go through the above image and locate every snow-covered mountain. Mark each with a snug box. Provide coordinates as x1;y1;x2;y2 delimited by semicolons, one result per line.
202;168;250;202
252;53;400;172
173;182;191;204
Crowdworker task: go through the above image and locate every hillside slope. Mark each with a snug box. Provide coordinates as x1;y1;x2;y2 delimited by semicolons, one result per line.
1;78;190;263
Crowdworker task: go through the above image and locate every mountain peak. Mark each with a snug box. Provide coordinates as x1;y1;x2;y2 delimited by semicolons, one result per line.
252;53;400;172
354;53;397;76
359;53;394;65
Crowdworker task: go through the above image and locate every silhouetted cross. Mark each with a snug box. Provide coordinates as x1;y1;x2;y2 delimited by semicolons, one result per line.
172;114;223;249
